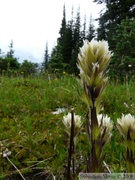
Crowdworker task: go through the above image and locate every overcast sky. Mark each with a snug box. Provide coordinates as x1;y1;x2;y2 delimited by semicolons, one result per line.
0;0;104;63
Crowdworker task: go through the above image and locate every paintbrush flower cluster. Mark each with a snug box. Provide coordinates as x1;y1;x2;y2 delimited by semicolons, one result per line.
77;39;113;108
97;114;113;145
117;114;135;140
63;112;82;137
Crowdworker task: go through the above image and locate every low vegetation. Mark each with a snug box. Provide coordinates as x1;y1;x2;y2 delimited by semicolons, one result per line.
0;74;134;179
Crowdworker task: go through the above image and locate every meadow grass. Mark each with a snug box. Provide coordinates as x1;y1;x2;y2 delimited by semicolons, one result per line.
0;75;135;179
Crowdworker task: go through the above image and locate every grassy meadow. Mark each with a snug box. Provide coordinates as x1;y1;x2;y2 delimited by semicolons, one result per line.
0;74;135;179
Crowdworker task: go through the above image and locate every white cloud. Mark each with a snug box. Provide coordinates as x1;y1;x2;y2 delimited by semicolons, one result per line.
0;0;104;63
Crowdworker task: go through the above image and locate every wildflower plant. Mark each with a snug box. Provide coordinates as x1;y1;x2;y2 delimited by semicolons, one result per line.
63;110;82;179
77;39;112;110
97;114;113;145
63;112;82;139
117;114;135;172
77;39;113;172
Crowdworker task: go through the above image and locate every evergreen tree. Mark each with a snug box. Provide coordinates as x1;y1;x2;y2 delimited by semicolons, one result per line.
50;4;95;74
94;0;135;81
3;40;20;71
73;7;82;48
7;40;14;58
95;0;135;48
71;7;82;74
58;4;67;63
59;4;66;44
50;5;74;73
63;20;73;69
58;4;73;71
49;42;64;73
81;15;86;40
97;14;107;41
42;42;49;71
86;15;95;41
109;17;135;81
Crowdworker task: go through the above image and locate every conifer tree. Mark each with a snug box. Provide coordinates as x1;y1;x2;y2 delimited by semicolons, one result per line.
50;4;95;74
59;4;74;71
95;0;135;48
86;15;95;41
109;17;135;81
7;40;14;58
58;4;67;63
49;5;68;73
81;15;86;40
59;4;66;44
97;15;107;41
4;40;20;71
94;0;135;80
42;42;49;71
63;21;73;70
49;41;64;73
71;7;82;73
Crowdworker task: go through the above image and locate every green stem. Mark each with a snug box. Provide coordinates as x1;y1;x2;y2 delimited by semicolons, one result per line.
126;130;135;172
88;88;102;172
90;105;99;172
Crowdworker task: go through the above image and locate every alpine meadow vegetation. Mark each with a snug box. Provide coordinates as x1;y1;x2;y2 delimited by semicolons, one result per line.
0;1;135;179
0;54;135;179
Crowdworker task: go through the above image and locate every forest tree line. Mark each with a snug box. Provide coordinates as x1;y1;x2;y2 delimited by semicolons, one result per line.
0;0;135;81
46;0;135;81
0;41;38;77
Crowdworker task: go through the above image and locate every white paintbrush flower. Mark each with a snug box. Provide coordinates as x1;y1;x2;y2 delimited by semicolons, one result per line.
77;39;113;107
63;112;82;136
78;39;113;79
117;114;135;140
97;114;113;144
